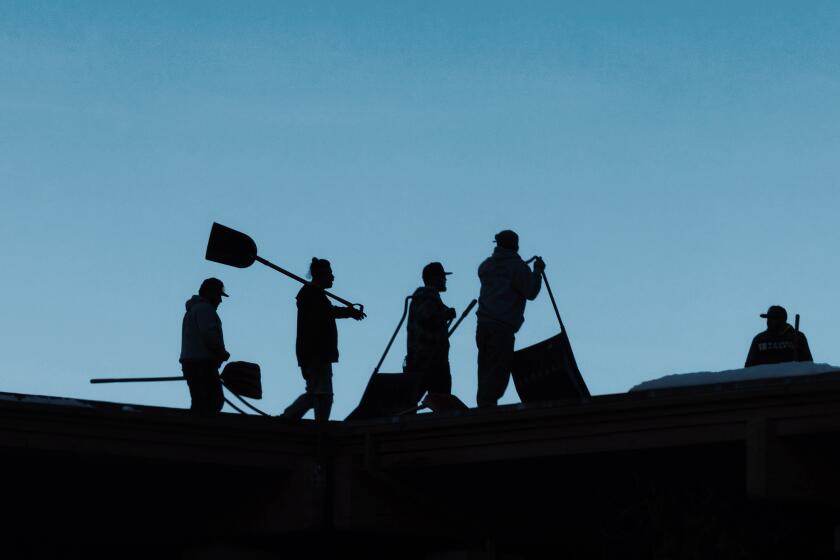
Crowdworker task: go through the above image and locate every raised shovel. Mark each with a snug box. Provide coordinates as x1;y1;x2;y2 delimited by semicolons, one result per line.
205;222;365;313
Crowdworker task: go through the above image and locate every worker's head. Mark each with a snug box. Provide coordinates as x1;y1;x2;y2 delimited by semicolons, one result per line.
309;258;334;289
761;305;787;332
494;230;519;251
422;262;452;292
199;277;228;307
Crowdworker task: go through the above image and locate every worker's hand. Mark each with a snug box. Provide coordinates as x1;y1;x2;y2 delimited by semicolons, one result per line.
533;257;546;274
350;307;366;321
447;307;457;321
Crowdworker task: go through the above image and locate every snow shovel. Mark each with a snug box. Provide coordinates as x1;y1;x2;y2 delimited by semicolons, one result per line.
205;222;364;313
346;297;477;420
510;264;590;402
90;361;263;400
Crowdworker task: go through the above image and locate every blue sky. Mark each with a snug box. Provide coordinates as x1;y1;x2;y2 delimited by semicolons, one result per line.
1;1;838;417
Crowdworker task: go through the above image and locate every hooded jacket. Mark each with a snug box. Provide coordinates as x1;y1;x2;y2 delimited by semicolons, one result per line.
179;295;228;363
476;247;542;333
745;324;813;367
295;284;358;367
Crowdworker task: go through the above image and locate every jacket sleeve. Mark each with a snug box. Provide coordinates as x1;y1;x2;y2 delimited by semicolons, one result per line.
296;290;317;358
194;305;227;358
414;295;451;330
332;305;358;319
796;332;813;362
744;339;758;368
512;261;542;301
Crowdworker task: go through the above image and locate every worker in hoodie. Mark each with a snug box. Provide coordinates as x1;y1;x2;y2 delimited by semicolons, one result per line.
476;230;545;407
406;262;457;401
179;278;230;414
745;305;813;367
281;258;365;423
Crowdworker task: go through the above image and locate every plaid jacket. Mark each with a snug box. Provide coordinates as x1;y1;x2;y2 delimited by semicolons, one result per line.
407;287;452;365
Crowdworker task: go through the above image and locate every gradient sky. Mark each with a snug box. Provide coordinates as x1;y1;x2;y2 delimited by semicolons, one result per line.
2;1;839;418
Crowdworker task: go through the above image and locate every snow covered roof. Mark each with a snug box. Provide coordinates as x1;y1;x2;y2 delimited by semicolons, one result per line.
629;361;840;392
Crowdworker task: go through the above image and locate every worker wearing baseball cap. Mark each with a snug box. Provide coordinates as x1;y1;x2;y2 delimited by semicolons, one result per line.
475;230;545;406
745;305;813;367
179;278;231;414
405;262;457;402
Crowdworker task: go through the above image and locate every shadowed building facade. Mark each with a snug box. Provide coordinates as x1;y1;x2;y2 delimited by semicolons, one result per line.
4;370;840;558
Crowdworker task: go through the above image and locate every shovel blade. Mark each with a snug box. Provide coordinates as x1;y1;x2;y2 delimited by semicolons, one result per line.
221;361;262;400
205;222;258;268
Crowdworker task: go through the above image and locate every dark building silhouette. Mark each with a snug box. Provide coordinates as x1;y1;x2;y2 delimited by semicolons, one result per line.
5;367;840;557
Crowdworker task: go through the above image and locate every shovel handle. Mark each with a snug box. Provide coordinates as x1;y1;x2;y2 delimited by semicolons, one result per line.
90;376;184;384
448;299;477;337
255;256;364;311
541;271;566;334
372;296;412;375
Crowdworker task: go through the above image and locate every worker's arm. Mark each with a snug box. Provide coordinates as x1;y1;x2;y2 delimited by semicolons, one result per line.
512;259;544;301
194;305;230;362
744;339;758;368
333;305;365;320
414;294;455;330
797;332;814;362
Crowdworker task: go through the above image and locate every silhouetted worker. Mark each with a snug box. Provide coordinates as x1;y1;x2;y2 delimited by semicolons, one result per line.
406;262;457;401
282;258;365;423
179;278;230;414
476;230;545;407
745;305;813;367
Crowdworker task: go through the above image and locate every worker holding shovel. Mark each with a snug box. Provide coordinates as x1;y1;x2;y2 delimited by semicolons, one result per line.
406;262;457;402
281;258;365;423
179;277;231;414
476;230;545;407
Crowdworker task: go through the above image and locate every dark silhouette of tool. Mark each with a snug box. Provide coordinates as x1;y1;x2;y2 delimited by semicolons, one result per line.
346;298;476;420
205;222;364;313
90;361;263;400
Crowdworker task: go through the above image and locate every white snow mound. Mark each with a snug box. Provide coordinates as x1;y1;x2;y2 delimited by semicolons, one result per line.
629;362;840;392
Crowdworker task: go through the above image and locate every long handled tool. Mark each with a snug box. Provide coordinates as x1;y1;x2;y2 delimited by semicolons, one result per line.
525;256;566;335
205;222;365;313
90;362;262;398
371;297;477;376
89;361;267;415
541;271;566;335
448;298;477;336
371;296;413;376
347;296;477;420
91;376;183;384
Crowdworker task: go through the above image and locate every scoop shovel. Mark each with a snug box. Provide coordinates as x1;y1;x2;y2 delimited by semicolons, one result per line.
205;222;364;312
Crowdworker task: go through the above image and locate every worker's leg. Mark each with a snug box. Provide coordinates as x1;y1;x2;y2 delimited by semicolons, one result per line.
476;322;515;407
282;366;318;419
310;363;334;424
282;393;313;419
406;353;430;403
182;361;223;415
426;359;452;396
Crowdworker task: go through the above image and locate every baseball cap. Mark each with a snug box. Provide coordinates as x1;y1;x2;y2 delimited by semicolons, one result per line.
422;262;452;281
760;305;786;321
200;277;229;298
494;230;519;250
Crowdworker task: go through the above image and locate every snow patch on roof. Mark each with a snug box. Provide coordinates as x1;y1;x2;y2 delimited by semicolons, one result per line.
630;362;840;392
0;394;95;408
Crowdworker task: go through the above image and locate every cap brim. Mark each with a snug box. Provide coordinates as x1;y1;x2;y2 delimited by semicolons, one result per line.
444;272;453;275
221;292;229;297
